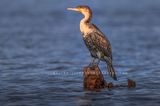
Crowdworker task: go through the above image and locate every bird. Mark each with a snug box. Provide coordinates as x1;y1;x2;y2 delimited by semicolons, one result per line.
67;5;117;80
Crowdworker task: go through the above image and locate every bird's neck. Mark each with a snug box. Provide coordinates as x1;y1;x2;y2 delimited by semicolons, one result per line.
80;13;92;36
81;12;92;23
82;12;92;23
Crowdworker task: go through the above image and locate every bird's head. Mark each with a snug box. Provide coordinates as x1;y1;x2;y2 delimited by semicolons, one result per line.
67;5;92;17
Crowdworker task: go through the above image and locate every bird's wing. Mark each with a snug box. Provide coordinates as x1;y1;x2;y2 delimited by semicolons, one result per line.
91;24;106;36
91;24;113;60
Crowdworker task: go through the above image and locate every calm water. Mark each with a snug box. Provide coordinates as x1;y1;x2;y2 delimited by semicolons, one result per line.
0;0;160;106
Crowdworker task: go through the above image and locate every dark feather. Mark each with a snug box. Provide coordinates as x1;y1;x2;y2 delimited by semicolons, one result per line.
83;24;112;63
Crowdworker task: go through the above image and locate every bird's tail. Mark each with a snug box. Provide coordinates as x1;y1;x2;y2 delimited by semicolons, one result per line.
106;64;117;80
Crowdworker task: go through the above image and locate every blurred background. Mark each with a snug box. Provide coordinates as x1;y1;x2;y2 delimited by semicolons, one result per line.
0;0;160;106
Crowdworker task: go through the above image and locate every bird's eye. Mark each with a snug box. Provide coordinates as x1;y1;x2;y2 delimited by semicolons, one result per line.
76;6;82;9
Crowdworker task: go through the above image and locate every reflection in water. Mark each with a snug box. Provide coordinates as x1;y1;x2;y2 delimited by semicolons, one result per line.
0;0;160;106
77;90;117;106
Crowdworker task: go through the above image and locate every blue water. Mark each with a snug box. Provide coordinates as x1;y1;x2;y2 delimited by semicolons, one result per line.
0;0;160;106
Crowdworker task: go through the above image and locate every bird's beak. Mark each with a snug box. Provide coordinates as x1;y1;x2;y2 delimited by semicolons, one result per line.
67;8;79;12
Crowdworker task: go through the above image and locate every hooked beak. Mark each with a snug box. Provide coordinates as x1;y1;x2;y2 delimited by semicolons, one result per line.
67;8;79;12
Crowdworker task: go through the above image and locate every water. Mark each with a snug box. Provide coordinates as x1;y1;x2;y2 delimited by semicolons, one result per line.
0;0;160;106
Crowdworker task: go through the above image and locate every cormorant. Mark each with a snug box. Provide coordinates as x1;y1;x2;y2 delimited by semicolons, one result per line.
67;5;117;80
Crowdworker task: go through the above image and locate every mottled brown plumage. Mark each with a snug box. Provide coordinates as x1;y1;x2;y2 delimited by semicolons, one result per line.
67;5;117;80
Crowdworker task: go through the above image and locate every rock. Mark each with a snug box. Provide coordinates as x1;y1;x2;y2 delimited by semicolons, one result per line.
83;65;106;90
107;82;113;88
83;65;136;90
128;79;136;88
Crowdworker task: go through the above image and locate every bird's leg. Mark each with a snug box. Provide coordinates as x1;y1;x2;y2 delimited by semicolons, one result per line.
89;58;100;67
96;59;100;65
89;57;96;67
